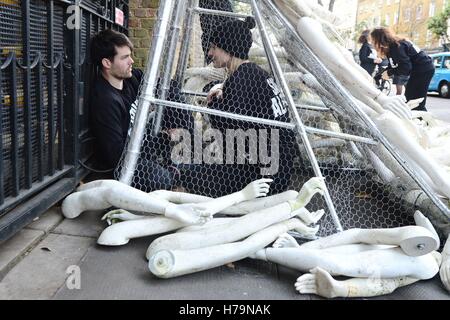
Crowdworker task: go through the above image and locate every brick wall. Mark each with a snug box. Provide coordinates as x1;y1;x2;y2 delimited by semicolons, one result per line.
128;0;160;68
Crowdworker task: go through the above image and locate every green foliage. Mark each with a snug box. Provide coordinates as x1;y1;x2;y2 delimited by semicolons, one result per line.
428;4;450;41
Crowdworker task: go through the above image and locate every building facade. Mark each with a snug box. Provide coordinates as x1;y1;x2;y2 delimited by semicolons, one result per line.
356;0;448;50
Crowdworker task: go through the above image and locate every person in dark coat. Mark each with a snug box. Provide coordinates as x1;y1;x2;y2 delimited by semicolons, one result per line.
358;29;382;76
370;27;434;111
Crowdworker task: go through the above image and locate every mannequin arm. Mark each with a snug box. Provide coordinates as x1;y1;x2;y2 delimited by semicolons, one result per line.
295;267;419;298
166;178;273;217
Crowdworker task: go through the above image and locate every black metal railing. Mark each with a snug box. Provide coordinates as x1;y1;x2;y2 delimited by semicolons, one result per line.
0;0;128;242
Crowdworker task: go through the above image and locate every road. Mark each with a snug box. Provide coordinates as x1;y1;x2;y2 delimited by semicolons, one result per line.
425;94;449;122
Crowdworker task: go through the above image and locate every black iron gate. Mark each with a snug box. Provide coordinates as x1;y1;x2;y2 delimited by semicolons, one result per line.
0;0;129;242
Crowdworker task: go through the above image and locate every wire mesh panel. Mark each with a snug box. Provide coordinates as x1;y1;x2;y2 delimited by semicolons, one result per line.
116;0;449;239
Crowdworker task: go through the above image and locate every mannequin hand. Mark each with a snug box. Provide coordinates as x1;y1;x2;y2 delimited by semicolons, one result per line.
289;177;326;212
164;203;213;225
293;222;319;239
440;256;450;292
101;209;142;225
207;83;224;104
241;178;273;201
294;208;325;225
376;94;412;119
273;233;300;248
295;267;345;298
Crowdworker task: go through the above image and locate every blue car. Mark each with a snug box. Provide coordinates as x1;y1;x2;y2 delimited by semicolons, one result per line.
428;52;450;98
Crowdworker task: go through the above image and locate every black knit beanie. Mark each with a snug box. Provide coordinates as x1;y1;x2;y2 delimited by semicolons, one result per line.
209;16;256;60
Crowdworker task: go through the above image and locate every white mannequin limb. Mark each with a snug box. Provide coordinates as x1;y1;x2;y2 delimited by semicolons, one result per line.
298;226;438;257
149;189;299;216
97;190;302;246
374;112;450;198
250;213;442;298
97;215;186;246
146;178;326;258
253;239;440;298
149;218;309;278
61;179;271;225
146;205;321;259
440;235;450;292
296;267;421;298
256;233;440;279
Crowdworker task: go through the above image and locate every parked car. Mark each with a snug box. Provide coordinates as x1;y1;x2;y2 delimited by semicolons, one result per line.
428;52;450;98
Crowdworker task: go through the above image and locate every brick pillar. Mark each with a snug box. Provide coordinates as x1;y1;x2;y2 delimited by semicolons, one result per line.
128;0;160;68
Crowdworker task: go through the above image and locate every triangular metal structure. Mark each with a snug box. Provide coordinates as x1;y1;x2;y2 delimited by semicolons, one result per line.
116;0;450;238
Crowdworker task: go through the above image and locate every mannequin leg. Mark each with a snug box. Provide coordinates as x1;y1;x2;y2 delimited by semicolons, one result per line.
258;245;440;279
148;218;305;278
299;226;438;256
295;266;420;298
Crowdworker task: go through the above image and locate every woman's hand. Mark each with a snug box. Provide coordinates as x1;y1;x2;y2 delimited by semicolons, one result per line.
207;83;224;104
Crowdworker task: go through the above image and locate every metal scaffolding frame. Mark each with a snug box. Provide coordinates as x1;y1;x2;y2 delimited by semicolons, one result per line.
118;0;450;235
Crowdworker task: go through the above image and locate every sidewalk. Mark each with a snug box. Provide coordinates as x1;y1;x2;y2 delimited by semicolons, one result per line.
0;206;449;300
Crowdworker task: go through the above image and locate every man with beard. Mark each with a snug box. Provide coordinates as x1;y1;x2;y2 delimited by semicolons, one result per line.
89;29;175;190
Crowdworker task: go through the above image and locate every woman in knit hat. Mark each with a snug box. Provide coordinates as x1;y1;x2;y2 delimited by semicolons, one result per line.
204;17;297;195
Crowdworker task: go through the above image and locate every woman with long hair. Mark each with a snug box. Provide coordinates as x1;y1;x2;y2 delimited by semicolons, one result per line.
370;27;434;111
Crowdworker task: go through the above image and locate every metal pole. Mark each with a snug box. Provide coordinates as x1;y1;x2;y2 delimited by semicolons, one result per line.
174;0;196;84
119;0;175;185
149;97;376;145
263;0;450;219
192;7;253;19
251;0;343;231
152;0;188;136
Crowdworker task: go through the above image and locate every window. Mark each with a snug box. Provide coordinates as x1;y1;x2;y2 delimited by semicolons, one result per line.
416;5;423;20
404;8;411;22
385;14;390;25
394;12;399;24
386;0;391;5
432;56;443;68
429;1;436;17
444;57;450;69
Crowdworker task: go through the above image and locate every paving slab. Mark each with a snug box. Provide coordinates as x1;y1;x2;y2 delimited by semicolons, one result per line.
25;207;63;233
53;210;106;238
0;229;45;280
0;233;95;300
54;236;309;300
53;234;450;300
